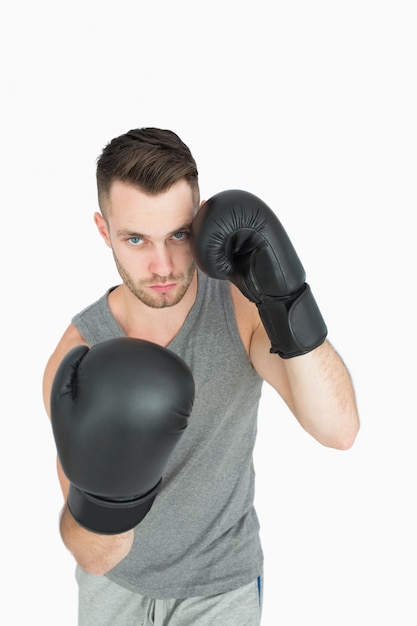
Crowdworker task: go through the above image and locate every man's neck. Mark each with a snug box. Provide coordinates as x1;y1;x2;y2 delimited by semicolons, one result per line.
108;270;198;346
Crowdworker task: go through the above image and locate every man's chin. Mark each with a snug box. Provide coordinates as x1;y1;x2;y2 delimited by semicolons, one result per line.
140;288;186;309
147;297;177;309
130;267;196;309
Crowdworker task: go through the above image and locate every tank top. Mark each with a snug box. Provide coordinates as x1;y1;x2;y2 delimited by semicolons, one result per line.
71;269;264;598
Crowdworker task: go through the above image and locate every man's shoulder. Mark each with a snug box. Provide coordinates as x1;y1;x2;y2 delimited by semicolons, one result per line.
73;287;117;320
42;323;88;416
227;283;260;354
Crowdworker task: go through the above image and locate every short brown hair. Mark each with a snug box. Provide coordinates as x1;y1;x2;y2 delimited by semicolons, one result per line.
96;128;199;215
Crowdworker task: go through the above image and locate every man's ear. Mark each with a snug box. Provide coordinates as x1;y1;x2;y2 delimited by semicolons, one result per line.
193;199;206;218
93;212;112;248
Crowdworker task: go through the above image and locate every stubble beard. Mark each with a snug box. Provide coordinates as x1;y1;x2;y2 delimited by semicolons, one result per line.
113;254;197;309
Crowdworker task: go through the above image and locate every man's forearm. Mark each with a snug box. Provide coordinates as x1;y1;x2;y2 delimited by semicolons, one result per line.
284;340;360;449
59;504;134;576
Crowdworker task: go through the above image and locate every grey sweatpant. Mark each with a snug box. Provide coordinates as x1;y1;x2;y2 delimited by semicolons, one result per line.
76;567;263;626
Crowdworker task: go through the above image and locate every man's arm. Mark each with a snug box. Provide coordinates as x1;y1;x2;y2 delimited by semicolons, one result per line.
250;315;359;449
59;499;134;576
191;189;360;450
43;325;134;576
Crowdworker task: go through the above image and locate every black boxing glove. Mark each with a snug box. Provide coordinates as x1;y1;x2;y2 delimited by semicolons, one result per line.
190;189;327;358
51;337;194;534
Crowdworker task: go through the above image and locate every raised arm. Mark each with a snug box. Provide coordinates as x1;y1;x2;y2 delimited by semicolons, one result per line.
190;189;359;448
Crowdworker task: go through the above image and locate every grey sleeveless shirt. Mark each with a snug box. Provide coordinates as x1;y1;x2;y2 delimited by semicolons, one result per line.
71;269;264;598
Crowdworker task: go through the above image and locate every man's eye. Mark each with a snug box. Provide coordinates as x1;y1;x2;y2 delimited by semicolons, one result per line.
129;236;143;246
172;231;188;241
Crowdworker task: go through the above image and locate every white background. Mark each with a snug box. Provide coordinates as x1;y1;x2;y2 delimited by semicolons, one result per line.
1;1;416;624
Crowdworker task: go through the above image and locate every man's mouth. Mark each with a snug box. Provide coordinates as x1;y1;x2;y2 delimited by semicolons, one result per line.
149;283;177;293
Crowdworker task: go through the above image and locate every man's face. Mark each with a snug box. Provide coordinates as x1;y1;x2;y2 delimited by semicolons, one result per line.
95;180;197;309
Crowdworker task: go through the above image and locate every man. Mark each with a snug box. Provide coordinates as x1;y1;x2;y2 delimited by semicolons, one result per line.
43;127;360;625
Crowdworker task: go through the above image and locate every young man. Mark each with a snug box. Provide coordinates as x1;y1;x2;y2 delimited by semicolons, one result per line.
43;127;360;625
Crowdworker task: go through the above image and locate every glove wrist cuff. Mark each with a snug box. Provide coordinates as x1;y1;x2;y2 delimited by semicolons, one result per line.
257;283;328;358
67;479;162;535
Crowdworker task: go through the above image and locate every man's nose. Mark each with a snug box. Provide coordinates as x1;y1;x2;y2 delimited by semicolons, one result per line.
149;244;174;277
